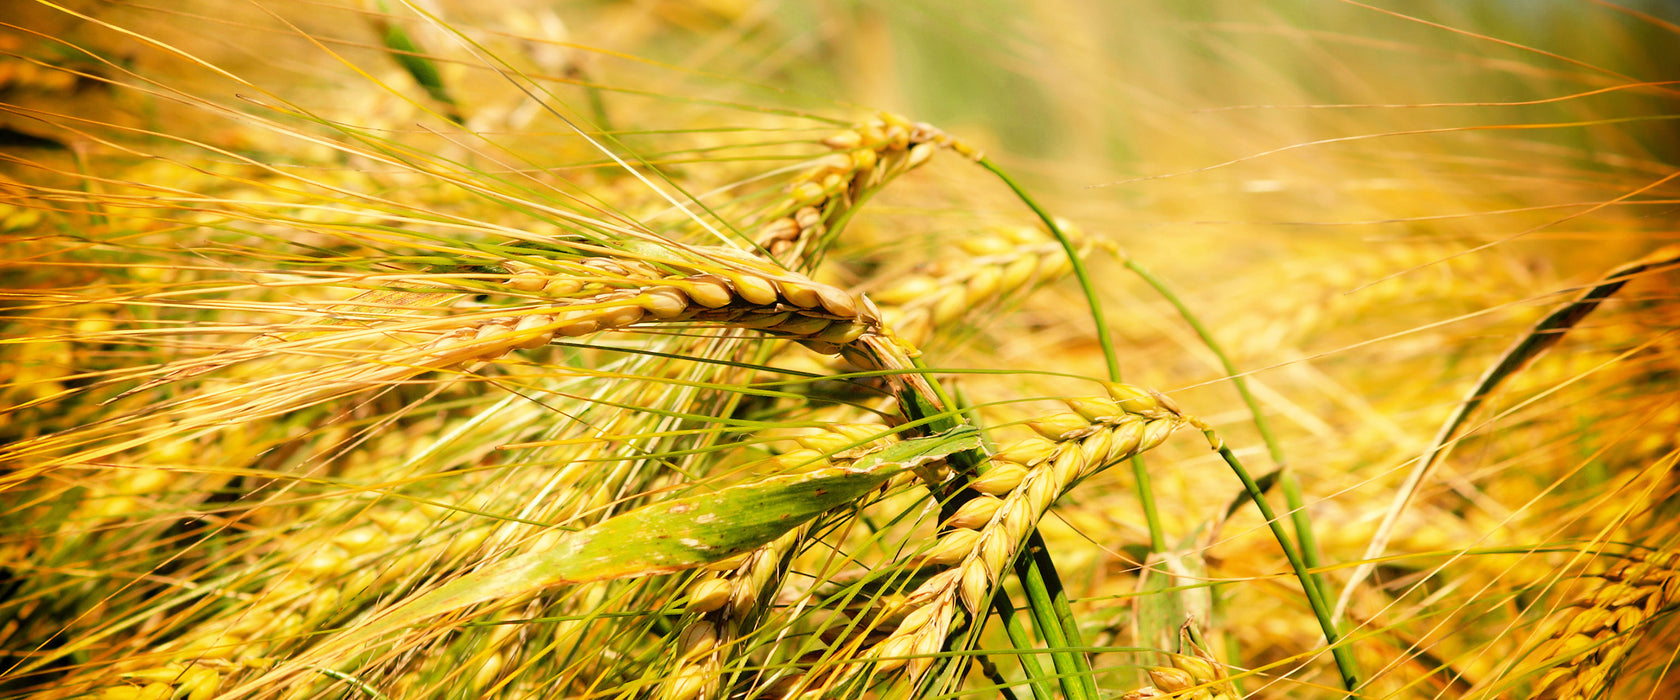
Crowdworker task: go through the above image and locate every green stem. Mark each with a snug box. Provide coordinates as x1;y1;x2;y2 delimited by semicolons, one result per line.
1132;455;1167;553
1122;258;1330;604
975;157;1118;382
1015;534;1098;700
1119;256;1342;674
1205;433;1361;693
901;363;1096;699
993;589;1056;700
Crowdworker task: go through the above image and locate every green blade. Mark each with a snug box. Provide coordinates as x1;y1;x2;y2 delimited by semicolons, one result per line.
291;427;980;664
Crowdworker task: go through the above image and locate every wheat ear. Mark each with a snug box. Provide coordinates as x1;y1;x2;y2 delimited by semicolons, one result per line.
1120;625;1241;700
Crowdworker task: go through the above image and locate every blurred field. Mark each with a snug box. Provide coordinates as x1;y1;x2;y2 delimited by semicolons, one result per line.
3;1;1678;698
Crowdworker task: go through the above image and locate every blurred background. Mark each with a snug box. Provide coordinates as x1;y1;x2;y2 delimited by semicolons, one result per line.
4;1;1679;697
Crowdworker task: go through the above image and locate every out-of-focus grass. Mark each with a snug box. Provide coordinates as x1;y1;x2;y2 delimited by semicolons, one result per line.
3;1;1678;698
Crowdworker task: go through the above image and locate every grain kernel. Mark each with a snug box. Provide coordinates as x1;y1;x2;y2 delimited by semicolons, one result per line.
1028;412;1093;440
1104;382;1163;413
958;236;1015;257
544;277;584;295
944;496;1002;530
794;206;822;230
599;302;646;329
791;181;825;204
1066;397;1124;423
930;291;968;325
978;529;1014;578
850;147;878;170
919;528;980;566
994;437;1056;466
639;287;691;319
1148;668;1196;693
872;635;915;673
874;276;939;306
506;269;546;292
770;315;831;336
555;308;603;337
474;318;514;340
905;142;935;169
676;621;720;656
958;560;991;612
759;217;799;242
821;131;862;150
895;601;941;634
688;578;733;614
999;255;1039;292
685;276;734;308
513;313;556;349
1171;653;1220;682
775;280;822;308
963;265;1002;302
970;463;1028;496
811;321;868;345
729;273;780;306
659;666;718;700
734;311;794;329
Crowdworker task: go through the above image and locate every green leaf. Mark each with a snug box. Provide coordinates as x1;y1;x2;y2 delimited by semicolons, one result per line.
371;0;463;124
296;427;980;661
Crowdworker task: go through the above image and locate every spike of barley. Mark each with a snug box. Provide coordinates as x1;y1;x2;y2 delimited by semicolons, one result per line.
868;221;1098;347
1523;542;1680;699
854;388;1189;684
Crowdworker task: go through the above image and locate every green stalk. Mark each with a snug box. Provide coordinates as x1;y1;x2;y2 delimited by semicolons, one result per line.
1202;431;1362;693
1015;534;1097;700
992;588;1056;700
899;364;1093;700
1131;455;1167;553
970;158;1166;550
1118;256;1336;639
306;666;394;700
974;157;1118;382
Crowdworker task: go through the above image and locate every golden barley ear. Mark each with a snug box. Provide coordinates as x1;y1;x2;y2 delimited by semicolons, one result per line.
833;384;1188;687
1508;519;1680;700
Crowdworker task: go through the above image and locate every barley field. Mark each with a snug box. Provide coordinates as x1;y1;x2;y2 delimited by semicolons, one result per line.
2;1;1677;698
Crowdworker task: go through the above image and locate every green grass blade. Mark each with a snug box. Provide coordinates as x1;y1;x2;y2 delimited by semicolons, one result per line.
1199;428;1362;693
1015;535;1097;700
287;428;978;666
